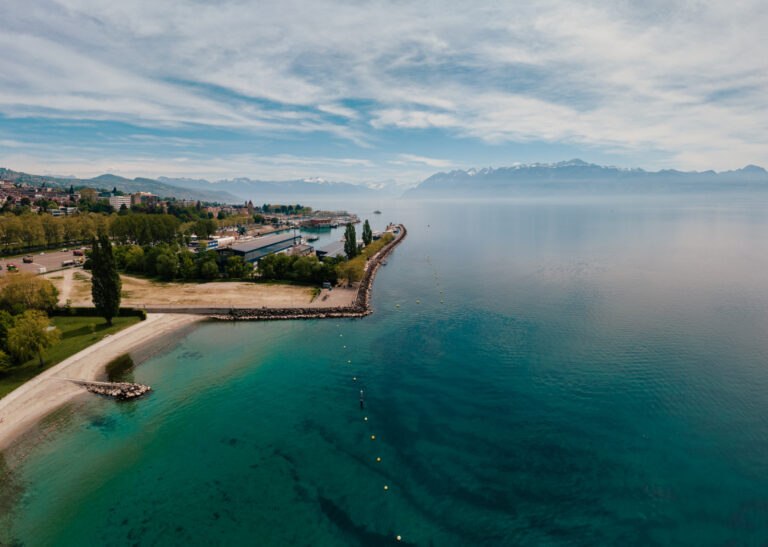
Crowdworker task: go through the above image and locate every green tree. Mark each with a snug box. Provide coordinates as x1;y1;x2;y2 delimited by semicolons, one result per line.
156;252;178;281
91;233;122;325
0;310;15;352
0;349;11;371
7;310;61;366
344;223;357;259
199;260;219;280
178;249;197;280
124;245;145;273
193;218;216;239
225;256;248;279
362;219;373;246
0;272;59;314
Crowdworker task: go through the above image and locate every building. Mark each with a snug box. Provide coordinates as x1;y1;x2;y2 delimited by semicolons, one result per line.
212;236;235;248
315;240;346;260
222;232;301;263
300;218;331;230
286;244;314;257
108;195;132;210
131;192;159;207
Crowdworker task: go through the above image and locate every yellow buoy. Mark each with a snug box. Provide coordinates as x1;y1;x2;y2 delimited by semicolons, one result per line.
343;345;347;349
371;435;375;440
440;290;442;293
384;485;389;490
364;417;368;421
396;304;400;308
347;360;351;364
339;334;343;338
440;300;443;303
376;457;381;462
353;377;357;381
416;300;420;304
397;536;402;541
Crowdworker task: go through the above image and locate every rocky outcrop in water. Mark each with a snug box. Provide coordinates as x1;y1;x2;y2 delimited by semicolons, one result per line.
74;380;152;400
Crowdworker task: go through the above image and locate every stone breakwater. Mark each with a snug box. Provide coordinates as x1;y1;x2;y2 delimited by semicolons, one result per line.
213;224;408;321
67;379;152;400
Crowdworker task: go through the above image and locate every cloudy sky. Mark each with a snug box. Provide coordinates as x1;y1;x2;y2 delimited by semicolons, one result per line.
0;0;766;185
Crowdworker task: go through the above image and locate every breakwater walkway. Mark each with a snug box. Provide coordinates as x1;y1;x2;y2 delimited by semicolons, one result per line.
211;224;407;321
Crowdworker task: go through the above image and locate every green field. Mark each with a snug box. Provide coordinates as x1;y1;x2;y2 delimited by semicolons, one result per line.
0;315;141;399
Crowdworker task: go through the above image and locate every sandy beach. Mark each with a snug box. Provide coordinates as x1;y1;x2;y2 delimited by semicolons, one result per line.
45;269;358;310
0;313;201;451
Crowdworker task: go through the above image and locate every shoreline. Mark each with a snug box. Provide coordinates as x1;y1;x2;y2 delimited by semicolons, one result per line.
0;313;201;452
211;223;408;320
0;224;407;453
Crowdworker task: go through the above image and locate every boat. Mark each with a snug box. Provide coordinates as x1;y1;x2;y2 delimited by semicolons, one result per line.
306;234;319;242
381;260;387;265
374;210;382;214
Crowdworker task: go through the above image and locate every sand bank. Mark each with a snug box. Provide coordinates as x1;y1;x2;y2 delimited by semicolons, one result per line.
0;313;200;451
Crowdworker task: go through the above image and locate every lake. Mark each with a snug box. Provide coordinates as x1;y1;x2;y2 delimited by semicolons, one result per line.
3;194;768;545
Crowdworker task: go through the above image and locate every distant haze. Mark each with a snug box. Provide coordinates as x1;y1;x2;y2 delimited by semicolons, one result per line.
3;159;768;203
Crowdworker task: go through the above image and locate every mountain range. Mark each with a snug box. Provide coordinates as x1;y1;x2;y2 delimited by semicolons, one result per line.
0;168;240;203
403;159;768;197
157;176;380;201
3;159;767;203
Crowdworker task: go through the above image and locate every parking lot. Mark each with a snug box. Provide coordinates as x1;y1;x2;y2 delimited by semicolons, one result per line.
0;248;85;275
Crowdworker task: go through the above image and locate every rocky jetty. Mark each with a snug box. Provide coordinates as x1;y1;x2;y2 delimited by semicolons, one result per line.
213;224;408;321
68;379;152;400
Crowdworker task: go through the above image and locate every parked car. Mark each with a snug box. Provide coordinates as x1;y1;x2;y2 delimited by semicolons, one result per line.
23;255;34;263
73;249;84;256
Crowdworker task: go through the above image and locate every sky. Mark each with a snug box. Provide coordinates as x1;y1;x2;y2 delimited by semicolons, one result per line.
0;0;767;186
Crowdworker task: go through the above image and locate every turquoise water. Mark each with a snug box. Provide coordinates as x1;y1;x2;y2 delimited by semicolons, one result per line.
4;196;768;545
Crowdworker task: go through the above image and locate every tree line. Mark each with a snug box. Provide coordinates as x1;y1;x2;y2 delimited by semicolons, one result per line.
98;242;254;282
0;273;61;370
0;209;265;255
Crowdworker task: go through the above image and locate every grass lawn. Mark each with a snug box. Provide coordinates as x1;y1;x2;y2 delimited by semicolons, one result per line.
0;315;141;399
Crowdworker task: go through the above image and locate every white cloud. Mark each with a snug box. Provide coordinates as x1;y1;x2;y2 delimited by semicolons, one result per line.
0;0;766;175
397;154;454;168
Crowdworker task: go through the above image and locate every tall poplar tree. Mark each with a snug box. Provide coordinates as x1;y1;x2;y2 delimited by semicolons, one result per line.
362;219;373;246
344;223;358;259
91;232;122;325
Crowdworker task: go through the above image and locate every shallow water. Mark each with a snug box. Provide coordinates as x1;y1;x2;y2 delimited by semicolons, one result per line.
3;195;768;545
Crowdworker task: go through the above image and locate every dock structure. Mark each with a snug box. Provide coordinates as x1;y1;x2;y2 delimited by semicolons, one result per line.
60;378;152;400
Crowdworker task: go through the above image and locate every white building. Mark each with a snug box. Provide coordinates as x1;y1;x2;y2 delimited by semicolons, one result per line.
109;195;132;210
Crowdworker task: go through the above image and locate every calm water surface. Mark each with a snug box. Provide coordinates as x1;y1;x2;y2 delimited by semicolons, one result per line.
3;196;768;545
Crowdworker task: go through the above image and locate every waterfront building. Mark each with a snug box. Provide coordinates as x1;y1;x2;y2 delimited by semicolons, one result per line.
221;232;301;263
315;240;346;259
